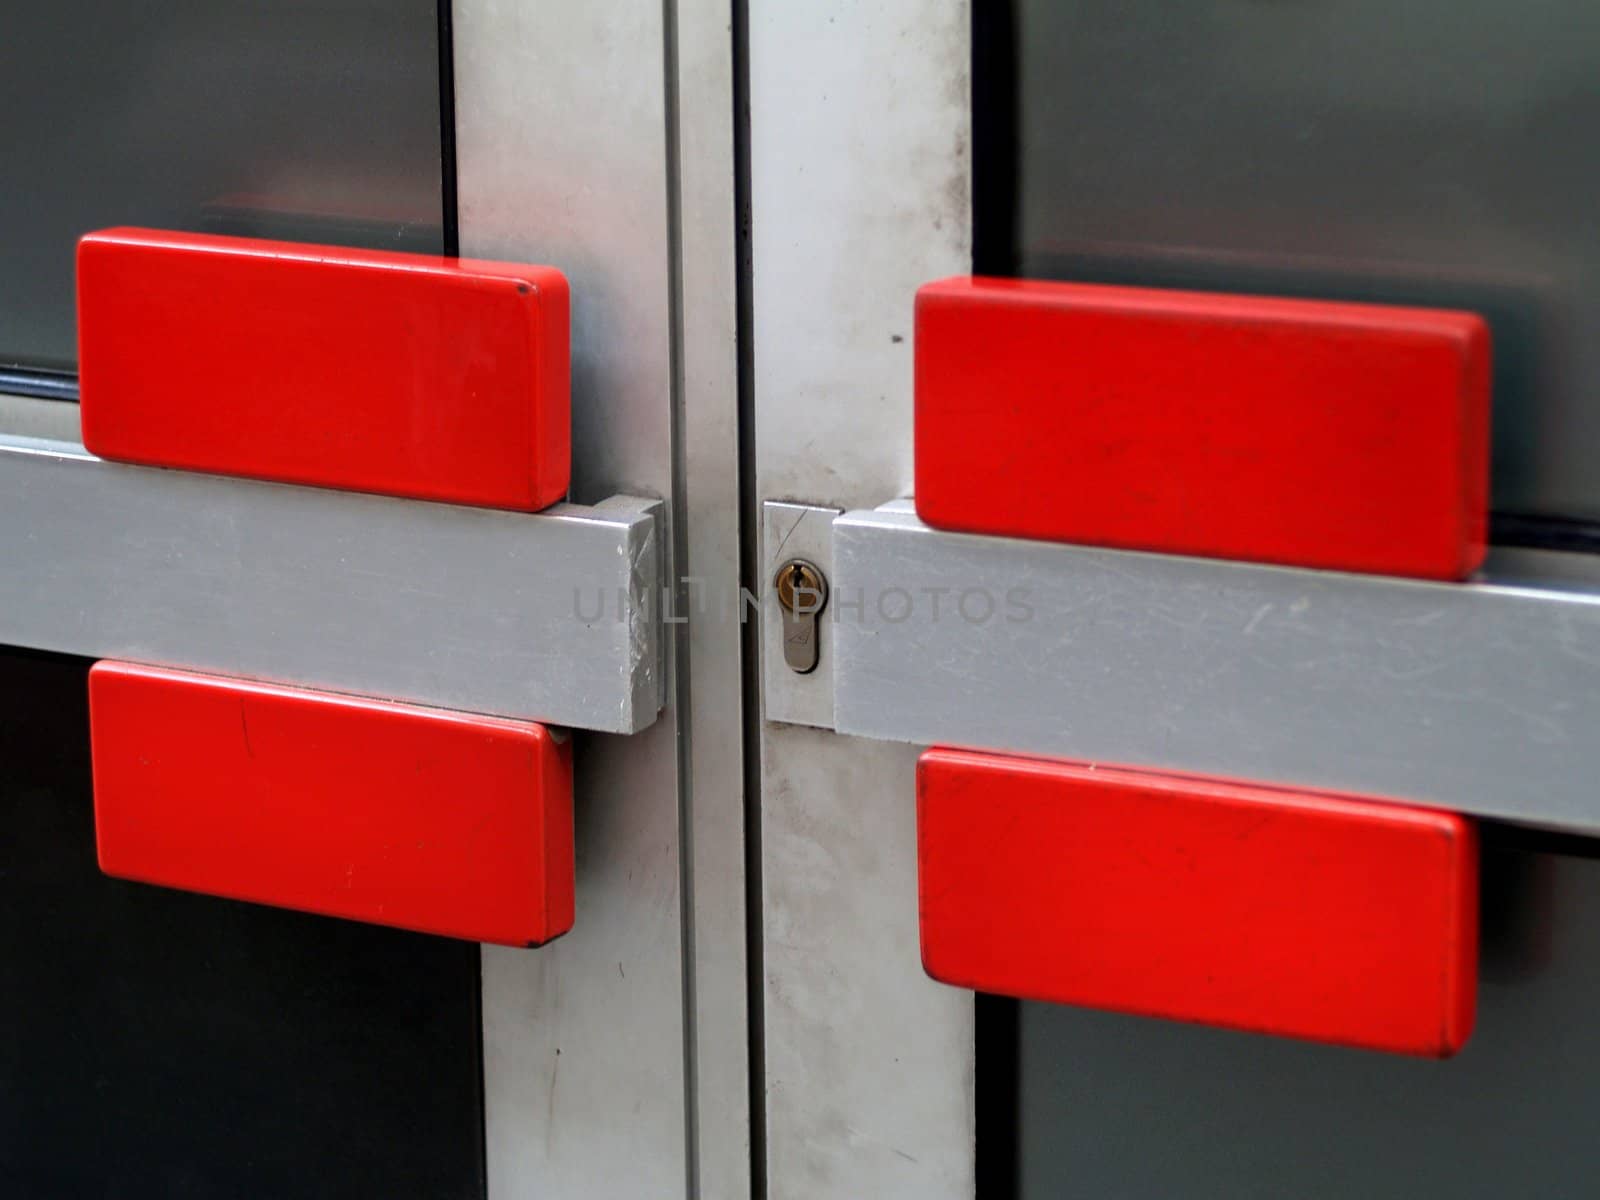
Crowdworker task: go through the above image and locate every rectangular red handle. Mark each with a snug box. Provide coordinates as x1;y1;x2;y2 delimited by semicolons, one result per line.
914;277;1489;580
917;747;1478;1056
78;228;570;511
90;662;574;946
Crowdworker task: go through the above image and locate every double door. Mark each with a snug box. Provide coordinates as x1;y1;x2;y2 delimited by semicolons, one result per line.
7;4;1600;1199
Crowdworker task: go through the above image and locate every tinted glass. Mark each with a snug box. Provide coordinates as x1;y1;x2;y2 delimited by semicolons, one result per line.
1009;840;1600;1199
0;1;446;373
984;8;1600;1189
0;649;485;1197
996;0;1600;522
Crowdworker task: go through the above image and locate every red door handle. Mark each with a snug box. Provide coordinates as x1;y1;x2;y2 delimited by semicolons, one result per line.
914;276;1489;580
917;747;1478;1056
90;662;575;946
78;228;570;511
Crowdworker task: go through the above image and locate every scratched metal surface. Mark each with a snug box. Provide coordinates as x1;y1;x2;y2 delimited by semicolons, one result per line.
751;3;977;1197
454;3;696;1197
0;437;661;734
833;505;1600;834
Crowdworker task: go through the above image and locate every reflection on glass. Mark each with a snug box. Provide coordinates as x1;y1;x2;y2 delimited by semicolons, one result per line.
0;648;485;1195
0;1;444;373
1008;0;1600;520
1013;841;1600;1199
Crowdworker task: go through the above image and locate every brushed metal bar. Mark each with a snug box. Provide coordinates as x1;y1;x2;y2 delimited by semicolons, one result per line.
833;504;1600;835
0;435;662;734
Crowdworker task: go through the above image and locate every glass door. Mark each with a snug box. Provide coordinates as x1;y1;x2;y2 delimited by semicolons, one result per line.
0;5;485;1195
746;5;1600;1198
0;5;748;1198
976;2;1600;1194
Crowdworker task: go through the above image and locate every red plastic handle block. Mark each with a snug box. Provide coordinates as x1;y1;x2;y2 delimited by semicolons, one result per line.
917;748;1478;1056
78;228;570;511
914;277;1490;580
89;662;574;947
